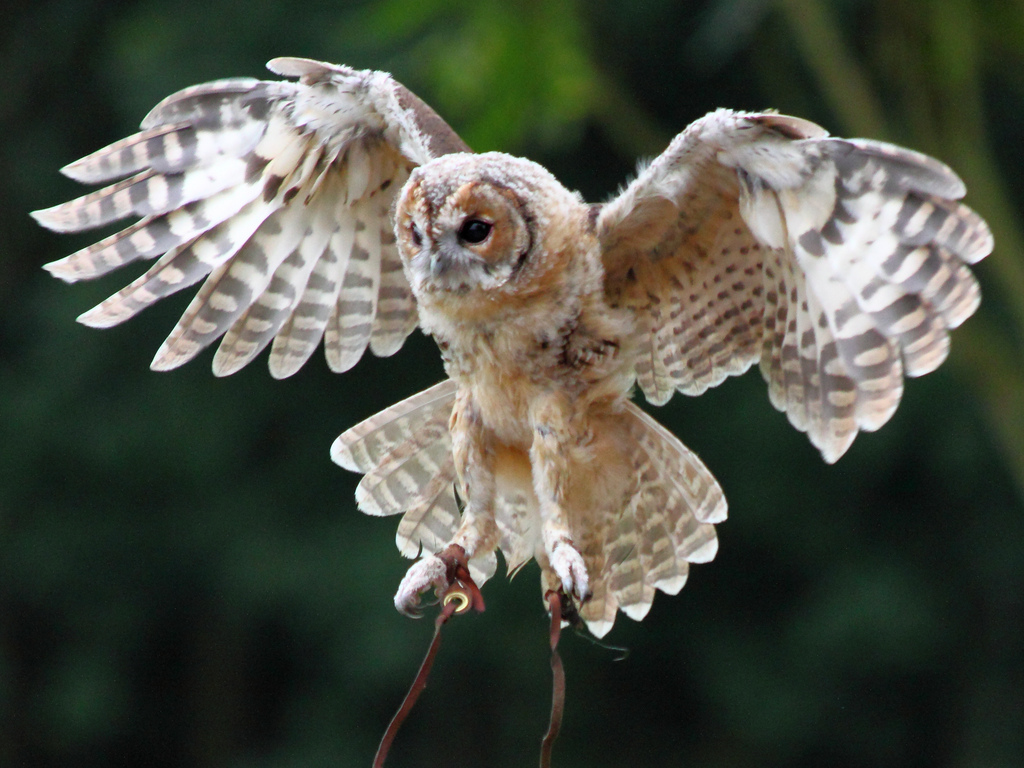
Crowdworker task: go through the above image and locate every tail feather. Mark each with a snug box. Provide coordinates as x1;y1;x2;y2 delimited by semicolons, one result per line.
331;380;456;472
395;483;459;557
607;492;656;621
332;380;497;581
585;403;724;635
623;403;727;525
356;429;453;517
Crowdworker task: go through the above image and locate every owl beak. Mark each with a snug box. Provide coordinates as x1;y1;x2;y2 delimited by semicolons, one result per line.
429;242;467;279
429;250;450;279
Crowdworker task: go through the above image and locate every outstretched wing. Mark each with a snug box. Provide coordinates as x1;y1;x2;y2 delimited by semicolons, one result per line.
34;58;469;378
598;109;992;462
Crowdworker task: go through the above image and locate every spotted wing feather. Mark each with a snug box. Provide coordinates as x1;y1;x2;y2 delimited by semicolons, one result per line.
599;109;992;462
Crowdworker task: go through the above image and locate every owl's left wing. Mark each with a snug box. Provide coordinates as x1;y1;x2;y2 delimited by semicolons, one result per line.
34;58;469;378
598;109;992;462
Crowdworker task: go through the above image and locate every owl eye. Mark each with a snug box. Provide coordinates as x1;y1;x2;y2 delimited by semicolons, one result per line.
458;218;492;245
409;222;423;248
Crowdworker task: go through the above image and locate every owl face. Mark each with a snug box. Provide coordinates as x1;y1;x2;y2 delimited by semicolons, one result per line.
395;152;572;299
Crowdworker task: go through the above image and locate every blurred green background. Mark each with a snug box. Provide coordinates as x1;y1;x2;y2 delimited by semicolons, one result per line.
3;0;1023;766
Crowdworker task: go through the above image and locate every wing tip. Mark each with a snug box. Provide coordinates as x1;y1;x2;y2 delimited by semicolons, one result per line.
60;163;93;184
325;350;363;375
329;435;361;473
211;358;239;378
267;57;356;81
697;497;728;524
964;217;995;265
584;618;614;639
31;204;77;233
149;345;190;373
42;256;81;283
813;428;858;465
619;601;653;622
76;304;122;329
368;334;407;359
395;535;423;560
653;572;689;596
268;354;305;380
819;444;846;465
683;531;719;564
638;382;674;407
353;483;386;517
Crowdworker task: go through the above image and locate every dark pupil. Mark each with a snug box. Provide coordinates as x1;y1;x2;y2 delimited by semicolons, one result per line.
410;223;423;247
459;219;492;244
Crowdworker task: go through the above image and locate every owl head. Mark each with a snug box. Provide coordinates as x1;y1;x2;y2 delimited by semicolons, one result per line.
395;152;587;302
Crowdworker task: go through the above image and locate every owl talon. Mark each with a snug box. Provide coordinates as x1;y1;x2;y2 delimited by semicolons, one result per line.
394;544;483;618
394;554;450;618
549;540;591;603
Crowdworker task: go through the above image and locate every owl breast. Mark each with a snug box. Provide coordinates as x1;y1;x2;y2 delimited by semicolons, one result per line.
431;292;637;449
395;150;639;446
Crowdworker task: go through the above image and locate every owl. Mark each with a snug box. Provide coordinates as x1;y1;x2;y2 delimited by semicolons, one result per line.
34;58;992;637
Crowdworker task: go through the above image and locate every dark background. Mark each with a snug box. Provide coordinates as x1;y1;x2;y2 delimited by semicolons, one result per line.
3;1;1023;766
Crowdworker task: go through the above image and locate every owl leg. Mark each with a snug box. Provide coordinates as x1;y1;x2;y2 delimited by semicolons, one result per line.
394;391;499;616
530;394;592;603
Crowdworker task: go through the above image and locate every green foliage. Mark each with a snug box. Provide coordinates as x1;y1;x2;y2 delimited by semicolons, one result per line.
2;1;1022;767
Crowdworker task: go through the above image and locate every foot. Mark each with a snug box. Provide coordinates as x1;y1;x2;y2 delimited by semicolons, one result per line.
394;544;484;617
394;554;450;617
549;539;591;603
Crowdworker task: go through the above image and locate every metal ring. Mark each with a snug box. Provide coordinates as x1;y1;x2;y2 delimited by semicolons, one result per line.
442;589;471;614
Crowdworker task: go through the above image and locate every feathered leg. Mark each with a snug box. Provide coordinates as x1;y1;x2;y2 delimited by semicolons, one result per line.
393;388;501;615
530;391;593;603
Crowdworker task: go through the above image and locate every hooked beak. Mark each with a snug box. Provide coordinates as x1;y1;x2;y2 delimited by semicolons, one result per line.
429;250;450;279
428;242;469;280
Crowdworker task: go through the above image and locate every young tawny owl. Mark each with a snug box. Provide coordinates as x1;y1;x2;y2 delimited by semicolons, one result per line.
34;58;992;637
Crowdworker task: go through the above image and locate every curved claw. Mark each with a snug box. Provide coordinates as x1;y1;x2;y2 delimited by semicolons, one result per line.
400;591;444;619
402;606;423;619
549;540;591;603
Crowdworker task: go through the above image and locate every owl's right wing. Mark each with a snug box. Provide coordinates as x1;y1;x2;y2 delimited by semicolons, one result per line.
34;58;469;378
598;110;992;462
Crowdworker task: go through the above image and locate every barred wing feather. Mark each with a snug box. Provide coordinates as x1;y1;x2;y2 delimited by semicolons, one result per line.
34;58;469;377
329;380;497;585
599;110;992;462
579;403;724;637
